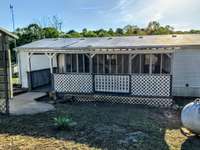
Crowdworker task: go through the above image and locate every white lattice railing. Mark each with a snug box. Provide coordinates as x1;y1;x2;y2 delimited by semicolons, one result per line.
94;75;130;93
53;74;93;93
53;73;171;97
131;74;171;97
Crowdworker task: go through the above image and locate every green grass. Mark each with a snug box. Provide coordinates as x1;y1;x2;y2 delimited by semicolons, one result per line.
0;103;199;150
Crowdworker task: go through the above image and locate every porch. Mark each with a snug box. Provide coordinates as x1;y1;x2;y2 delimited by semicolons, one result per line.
25;47;175;106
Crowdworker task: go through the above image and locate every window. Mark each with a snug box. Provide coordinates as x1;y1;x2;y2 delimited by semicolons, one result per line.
93;55;97;73
117;55;123;73
131;54;171;74
123;55;129;73
105;55;110;73
71;54;77;72
84;55;90;73
78;54;83;73
111;55;117;73
65;54;71;72
162;54;171;74
64;54;90;73
141;54;150;73
99;55;104;73
152;54;161;74
93;54;129;74
131;55;140;73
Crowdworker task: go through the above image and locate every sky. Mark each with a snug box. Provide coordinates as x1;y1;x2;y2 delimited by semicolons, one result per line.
0;0;200;32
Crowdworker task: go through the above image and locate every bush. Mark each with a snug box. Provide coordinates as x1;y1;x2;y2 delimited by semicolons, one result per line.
54;116;77;130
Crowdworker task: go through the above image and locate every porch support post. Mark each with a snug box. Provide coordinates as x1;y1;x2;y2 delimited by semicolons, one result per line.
116;54;118;74
122;55;124;73
83;54;85;72
45;53;56;74
160;54;163;74
76;54;79;73
139;54;142;73
109;54;111;73
97;54;99;73
129;54;137;74
129;54;132;74
27;52;33;91
89;53;96;73
45;53;57;91
149;54;152;74
27;52;33;72
103;54;105;73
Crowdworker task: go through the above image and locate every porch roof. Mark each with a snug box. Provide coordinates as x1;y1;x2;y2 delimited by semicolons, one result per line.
16;34;200;52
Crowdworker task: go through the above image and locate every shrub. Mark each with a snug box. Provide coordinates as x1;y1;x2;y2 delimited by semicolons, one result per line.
54;116;77;130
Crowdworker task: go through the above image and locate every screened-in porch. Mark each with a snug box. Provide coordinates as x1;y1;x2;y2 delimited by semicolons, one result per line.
51;52;172;97
57;53;171;74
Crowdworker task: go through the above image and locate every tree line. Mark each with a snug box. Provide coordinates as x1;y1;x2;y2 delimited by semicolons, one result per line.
10;21;200;62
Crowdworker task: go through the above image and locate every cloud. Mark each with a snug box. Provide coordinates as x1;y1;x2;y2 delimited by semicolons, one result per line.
108;0;200;30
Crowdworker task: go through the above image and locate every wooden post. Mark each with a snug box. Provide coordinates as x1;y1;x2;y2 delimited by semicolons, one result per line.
103;54;105;74
122;55;124;73
97;54;99;73
27;52;32;91
90;54;95;74
129;54;132;74
76;54;79;73
149;54;152;74
139;54;142;74
116;54;118;74
45;53;56;91
46;53;56;74
83;54;85;73
160;54;163;74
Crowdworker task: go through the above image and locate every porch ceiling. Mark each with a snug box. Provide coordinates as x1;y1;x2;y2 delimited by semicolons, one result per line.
16;47;177;54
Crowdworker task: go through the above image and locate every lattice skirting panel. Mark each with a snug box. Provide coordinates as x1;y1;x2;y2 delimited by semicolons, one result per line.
94;75;130;93
0;99;6;113
131;74;171;97
58;94;173;108
54;74;93;93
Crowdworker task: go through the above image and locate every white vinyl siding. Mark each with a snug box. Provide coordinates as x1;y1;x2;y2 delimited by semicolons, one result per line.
18;51;57;88
173;49;200;97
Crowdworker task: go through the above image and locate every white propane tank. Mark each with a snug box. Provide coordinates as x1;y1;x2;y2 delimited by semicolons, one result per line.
181;99;200;134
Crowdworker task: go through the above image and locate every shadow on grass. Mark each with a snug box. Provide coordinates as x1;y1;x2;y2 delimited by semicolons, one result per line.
0;103;194;149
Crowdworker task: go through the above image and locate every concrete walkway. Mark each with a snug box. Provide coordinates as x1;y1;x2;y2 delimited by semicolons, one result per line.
10;92;55;115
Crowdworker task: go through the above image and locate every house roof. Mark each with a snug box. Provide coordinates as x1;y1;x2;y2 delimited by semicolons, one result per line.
16;34;200;51
0;27;18;39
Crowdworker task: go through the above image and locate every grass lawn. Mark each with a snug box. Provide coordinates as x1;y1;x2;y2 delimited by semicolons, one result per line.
0;103;199;150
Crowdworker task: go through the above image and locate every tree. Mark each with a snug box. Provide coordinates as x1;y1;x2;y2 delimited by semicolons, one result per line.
115;28;123;36
108;28;115;36
43;27;60;38
66;30;81;38
124;25;140;35
85;31;97;37
146;21;160;34
15;24;43;46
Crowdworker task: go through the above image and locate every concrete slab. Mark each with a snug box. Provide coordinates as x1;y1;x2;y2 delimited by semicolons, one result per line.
10;92;55;115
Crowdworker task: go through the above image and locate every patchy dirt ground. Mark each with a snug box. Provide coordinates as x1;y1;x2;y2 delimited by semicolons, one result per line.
0;103;199;150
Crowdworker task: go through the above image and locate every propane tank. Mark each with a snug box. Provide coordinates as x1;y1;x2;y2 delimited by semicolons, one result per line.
181;99;200;135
